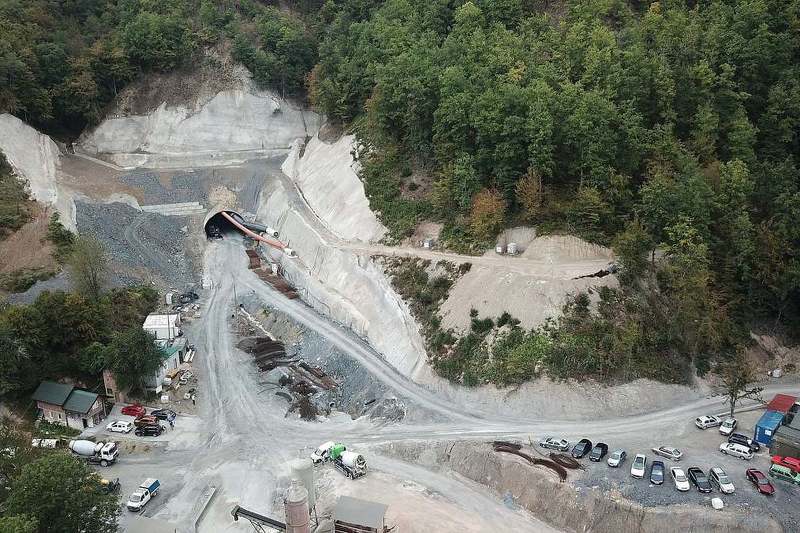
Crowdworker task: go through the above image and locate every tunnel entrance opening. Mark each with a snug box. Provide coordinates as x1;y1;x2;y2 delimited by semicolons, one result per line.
205;211;238;239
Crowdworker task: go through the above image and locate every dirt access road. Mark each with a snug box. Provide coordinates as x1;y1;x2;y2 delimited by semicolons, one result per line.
119;235;795;533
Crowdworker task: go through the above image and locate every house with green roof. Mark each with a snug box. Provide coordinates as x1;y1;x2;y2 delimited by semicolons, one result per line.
32;381;106;430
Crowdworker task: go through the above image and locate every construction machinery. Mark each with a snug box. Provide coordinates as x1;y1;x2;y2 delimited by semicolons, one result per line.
231;505;286;532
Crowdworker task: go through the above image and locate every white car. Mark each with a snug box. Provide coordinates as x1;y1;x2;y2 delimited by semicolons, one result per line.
630;454;647;478
709;467;735;494
719;418;737;436
607;450;626;467
106;420;133;433
719;442;753;460
670;467;691;491
695;415;722;429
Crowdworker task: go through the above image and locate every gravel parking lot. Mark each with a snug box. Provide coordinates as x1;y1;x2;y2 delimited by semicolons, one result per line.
569;409;799;531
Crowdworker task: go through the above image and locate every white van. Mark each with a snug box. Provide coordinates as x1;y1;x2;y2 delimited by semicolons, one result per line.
719;442;754;460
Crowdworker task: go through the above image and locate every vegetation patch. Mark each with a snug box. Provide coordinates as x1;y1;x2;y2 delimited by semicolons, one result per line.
0;154;31;238
0;268;56;293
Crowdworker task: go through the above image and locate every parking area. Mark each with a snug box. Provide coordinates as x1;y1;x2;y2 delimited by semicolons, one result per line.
82;404;208;531
566;409;799;530
82;403;204;451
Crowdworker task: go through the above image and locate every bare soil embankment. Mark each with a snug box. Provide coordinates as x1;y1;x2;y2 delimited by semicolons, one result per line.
375;440;783;533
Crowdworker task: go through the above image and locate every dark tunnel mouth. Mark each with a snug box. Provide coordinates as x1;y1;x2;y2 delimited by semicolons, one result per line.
204;211;241;238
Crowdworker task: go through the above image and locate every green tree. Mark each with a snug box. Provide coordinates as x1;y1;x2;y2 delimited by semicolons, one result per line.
567;186;612;241
613;219;653;286
122;12;194;71
6;454;118;533
660;219;726;360
67;236;108;300
46;213;74;263
0;515;37;533
106;327;163;393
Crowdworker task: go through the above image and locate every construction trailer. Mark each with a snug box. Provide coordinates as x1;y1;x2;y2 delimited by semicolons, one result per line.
143;313;182;341
334;496;387;533
755;410;785;447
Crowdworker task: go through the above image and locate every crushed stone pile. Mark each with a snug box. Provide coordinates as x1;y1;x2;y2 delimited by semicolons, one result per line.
76;201;197;286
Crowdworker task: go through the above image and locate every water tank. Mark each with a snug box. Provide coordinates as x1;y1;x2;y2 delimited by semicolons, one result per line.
284;480;310;533
289;458;316;509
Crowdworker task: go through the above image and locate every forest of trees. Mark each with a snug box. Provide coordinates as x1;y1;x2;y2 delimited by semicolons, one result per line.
1;0;798;385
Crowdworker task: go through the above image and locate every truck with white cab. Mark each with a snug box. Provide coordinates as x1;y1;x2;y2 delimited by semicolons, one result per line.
127;478;160;512
69;440;119;467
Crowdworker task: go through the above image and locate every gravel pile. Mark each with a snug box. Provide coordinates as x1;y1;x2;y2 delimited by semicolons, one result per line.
76;201;198;287
120;171;207;205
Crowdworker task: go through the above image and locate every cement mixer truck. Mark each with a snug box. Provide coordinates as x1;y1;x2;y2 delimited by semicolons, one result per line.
69;440;119;467
332;449;367;479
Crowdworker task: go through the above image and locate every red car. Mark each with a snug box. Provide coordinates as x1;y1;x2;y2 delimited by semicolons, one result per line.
121;404;146;417
746;468;775;495
771;455;800;474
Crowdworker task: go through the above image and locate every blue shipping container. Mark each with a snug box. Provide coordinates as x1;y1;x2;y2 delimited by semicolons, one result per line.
754;410;785;446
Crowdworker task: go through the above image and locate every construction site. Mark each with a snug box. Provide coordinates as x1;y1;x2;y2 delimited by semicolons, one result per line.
2;65;799;533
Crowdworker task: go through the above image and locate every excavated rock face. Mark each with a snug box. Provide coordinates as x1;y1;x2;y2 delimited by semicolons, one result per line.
79;90;320;167
376;441;783;533
281;134;386;243
257;179;427;378
0;113;75;229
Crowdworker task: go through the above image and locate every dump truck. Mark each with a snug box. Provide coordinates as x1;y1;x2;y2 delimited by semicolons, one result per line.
127;478;160;512
333;451;367;479
69;440;119;467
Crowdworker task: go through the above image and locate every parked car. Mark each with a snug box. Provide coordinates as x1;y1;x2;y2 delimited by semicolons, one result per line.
709;467;735;494
571;439;593;459
695;415;722;429
687;467;713;493
134;425;164;437
589;443;609;462
538;437;570;452
719;442;754;460
651;446;683;461
607;450;626;468
719;418;737;436
134;415;159;428
121;404;146;417
769;464;800;485
151;409;177;421
746;468;775;495
728;433;760;452
631;454;647;478
670;467;691;491
106;420;133;433
650;460;665;485
771;455;800;474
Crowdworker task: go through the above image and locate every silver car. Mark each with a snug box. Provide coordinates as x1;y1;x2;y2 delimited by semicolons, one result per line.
607;449;626;467
651;446;683;461
538;436;570;452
